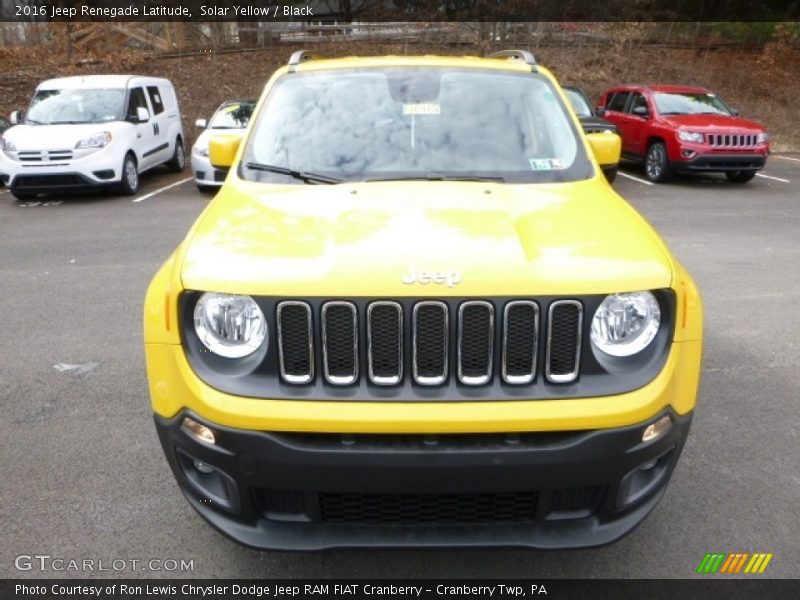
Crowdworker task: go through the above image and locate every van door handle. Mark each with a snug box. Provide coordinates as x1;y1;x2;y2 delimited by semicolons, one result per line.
153;123;159;135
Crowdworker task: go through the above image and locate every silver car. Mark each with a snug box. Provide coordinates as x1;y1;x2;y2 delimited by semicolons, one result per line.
191;99;256;192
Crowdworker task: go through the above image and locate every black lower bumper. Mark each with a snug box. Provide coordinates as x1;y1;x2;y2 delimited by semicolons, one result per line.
154;409;692;550
10;172;118;194
672;153;766;173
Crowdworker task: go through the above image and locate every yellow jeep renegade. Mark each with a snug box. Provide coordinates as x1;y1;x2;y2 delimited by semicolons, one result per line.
144;50;702;549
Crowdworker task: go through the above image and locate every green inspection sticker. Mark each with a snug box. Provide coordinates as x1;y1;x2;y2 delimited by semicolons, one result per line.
403;103;441;115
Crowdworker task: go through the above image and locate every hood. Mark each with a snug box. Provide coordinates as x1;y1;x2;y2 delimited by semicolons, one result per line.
179;179;673;297
660;113;765;132
193;127;245;151
2;121;133;150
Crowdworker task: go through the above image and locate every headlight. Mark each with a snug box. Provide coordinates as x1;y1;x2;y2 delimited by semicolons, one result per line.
75;132;112;149
590;292;661;357
757;132;769;144
193;144;209;157
1;136;15;151
193;293;267;358
677;130;704;143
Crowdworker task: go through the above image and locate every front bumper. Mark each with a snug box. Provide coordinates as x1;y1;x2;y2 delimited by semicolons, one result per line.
672;152;767;173
191;152;226;187
155;408;692;550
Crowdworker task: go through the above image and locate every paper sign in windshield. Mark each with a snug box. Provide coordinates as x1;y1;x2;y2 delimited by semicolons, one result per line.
403;103;441;115
529;158;565;171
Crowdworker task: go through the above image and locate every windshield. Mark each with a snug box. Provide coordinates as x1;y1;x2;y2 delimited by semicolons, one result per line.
27;88;126;125
209;100;256;129
653;92;732;116
564;88;593;118
242;68;591;184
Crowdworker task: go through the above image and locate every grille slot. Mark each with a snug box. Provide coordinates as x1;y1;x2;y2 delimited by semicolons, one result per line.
546;300;583;383
502;301;539;384
18;150;74;162
458;301;494;385
412;301;449;385
367;301;403;385
277;301;314;384
322;301;358;385
708;133;756;148
320;491;538;525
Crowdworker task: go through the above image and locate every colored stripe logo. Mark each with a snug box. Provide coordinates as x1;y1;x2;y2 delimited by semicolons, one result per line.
697;552;773;574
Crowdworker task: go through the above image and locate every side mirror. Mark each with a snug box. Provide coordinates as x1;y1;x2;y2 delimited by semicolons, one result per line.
730;108;741;116
195;118;208;129
587;131;622;169
632;105;649;118
209;134;241;169
136;107;150;123
10;110;21;125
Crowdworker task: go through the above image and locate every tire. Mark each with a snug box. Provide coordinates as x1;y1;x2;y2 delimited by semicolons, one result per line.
725;170;756;183
118;153;139;196
167;139;185;173
602;166;618;183
11;191;35;201
644;142;672;183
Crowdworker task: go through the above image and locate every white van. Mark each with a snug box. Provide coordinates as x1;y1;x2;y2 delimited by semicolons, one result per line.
0;75;185;200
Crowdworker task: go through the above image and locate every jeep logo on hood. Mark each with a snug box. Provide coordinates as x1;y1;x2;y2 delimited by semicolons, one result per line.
401;268;462;287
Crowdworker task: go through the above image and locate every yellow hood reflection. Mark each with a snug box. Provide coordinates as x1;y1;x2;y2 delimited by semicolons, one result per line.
180;178;673;296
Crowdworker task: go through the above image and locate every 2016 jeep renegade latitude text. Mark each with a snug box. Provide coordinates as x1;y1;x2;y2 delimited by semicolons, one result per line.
144;51;703;550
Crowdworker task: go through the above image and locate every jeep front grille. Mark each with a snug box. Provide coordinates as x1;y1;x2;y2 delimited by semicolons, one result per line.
275;299;583;387
707;133;757;148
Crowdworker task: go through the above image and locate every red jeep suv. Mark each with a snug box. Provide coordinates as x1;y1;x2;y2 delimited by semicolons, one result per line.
597;84;769;183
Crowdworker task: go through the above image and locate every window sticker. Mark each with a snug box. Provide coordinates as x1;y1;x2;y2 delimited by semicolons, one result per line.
529;158;566;171
403;103;441;115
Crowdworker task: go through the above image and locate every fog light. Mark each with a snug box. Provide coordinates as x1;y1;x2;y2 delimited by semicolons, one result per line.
193;460;215;474
639;458;658;471
181;417;216;445
681;149;695;158
642;415;672;443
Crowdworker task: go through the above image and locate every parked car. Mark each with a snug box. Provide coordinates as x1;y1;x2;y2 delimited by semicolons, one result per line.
0;75;185;201
192;99;256;192
0;115;10;135
144;50;702;550
597;84;769;183
564;85;620;182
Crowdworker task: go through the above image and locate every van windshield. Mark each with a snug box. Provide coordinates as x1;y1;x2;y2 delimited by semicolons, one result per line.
242;68;591;184
27;88;126;125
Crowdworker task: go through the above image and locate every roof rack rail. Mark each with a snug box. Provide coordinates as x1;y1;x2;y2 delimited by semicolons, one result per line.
287;50;326;72
488;50;538;72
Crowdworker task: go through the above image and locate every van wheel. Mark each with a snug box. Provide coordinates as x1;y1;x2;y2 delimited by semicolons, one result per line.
725;170;756;183
167;139;185;172
645;142;672;183
119;154;139;195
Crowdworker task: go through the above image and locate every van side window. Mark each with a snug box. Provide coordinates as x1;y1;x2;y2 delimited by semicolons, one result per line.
128;87;149;120
607;91;630;112
147;86;165;115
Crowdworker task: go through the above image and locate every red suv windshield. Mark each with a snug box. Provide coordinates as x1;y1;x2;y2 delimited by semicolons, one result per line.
652;92;732;116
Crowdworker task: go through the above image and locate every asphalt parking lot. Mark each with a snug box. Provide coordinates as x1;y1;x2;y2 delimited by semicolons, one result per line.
2;157;799;579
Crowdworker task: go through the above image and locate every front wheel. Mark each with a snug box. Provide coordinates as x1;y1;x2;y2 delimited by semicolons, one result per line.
645;142;672;183
118;153;139;195
725;170;757;183
167;139;185;173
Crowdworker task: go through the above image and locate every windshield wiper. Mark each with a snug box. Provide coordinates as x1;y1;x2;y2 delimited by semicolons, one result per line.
243;162;341;184
50;120;87;125
366;174;506;183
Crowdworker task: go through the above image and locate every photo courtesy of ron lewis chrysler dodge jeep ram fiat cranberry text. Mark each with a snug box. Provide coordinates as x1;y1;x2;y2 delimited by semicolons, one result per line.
144;50;703;550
